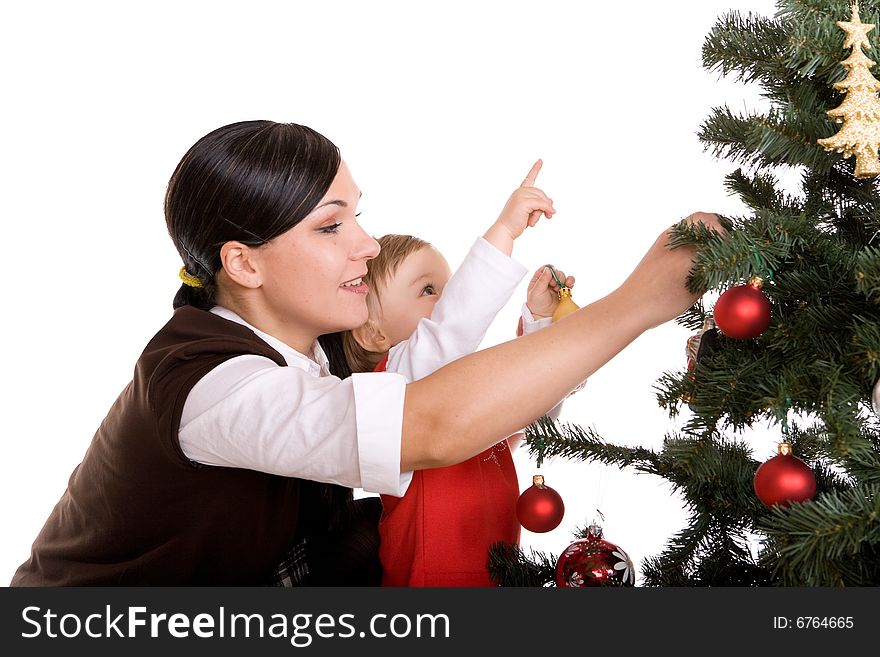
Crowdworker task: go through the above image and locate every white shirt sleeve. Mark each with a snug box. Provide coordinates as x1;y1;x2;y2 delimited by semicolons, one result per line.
385;236;528;381
520;302;553;335
178;355;412;496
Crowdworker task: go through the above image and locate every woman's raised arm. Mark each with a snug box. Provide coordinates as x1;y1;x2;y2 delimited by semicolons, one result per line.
400;212;722;470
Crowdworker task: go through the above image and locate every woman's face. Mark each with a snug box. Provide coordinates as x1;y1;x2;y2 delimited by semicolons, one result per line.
254;160;380;345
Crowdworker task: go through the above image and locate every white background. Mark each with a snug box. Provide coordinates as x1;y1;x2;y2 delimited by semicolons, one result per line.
0;0;788;585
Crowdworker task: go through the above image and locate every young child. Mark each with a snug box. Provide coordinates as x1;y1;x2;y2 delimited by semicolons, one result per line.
343;162;581;586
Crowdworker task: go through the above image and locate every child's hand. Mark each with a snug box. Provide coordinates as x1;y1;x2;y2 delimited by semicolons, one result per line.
483;160;555;256
526;265;575;319
497;160;555;238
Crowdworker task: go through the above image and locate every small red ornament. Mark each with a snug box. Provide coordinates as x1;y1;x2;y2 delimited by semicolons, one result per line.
713;276;771;340
753;442;816;507
556;523;635;587
516;474;564;533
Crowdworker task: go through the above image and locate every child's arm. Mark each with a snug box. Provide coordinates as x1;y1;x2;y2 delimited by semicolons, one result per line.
507;266;586;452
386;162;555;381
522;264;589;407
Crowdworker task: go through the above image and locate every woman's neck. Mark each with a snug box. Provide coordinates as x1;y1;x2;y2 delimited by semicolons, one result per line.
215;295;317;355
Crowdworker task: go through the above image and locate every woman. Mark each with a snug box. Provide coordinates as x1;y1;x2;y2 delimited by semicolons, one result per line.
11;120;721;585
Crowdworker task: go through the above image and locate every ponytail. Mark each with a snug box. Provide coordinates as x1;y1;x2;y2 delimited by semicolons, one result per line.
172;282;216;311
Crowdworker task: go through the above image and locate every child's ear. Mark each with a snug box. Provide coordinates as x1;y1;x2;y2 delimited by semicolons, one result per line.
352;320;392;353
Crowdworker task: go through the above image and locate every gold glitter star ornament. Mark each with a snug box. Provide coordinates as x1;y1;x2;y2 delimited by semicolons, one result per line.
817;2;880;178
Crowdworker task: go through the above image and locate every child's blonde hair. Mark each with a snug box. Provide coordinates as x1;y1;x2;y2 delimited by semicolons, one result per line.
343;234;431;373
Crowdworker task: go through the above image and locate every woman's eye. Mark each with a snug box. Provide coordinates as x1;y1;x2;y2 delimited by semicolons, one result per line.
421;285;436;296
318;223;342;234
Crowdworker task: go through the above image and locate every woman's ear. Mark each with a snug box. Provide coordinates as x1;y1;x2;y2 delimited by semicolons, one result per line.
220;241;261;289
351;320;391;353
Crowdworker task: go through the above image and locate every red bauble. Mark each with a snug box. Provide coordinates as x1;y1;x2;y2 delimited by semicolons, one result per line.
556;524;635;587
753;443;816;507
516;475;564;533
713;278;771;340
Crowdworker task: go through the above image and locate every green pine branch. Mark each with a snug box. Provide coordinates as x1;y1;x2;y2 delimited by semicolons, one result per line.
855;247;880;300
758;484;880;585
643;530;772;586
702;11;790;86
487;542;557;587
724;168;803;213
675;299;711;331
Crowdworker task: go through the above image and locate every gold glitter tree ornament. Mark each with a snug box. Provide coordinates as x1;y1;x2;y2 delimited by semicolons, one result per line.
544;265;579;322
818;2;880;178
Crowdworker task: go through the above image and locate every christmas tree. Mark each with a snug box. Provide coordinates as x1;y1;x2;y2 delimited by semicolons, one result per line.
492;0;880;587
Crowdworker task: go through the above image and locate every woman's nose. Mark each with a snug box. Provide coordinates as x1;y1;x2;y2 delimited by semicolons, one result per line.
351;223;380;260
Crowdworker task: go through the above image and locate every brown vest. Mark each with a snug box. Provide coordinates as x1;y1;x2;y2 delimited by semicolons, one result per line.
12;306;324;585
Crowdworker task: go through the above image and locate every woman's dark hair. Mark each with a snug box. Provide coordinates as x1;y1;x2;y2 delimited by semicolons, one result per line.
165;120;341;310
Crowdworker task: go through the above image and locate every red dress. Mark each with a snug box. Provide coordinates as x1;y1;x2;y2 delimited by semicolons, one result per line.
375;355;521;586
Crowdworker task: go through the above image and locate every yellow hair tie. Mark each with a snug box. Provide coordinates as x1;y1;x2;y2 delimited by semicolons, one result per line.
179;266;204;289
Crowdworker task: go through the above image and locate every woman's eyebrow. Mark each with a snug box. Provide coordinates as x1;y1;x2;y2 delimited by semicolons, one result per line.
315;191;363;210
315;200;347;209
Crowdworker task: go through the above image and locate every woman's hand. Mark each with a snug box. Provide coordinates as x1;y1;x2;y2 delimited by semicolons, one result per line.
616;212;725;330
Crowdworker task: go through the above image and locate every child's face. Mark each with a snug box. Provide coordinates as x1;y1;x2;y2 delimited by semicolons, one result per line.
376;245;452;347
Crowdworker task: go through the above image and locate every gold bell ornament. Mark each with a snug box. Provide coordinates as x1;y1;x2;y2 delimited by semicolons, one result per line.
553;287;579;322
546;265;579;322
